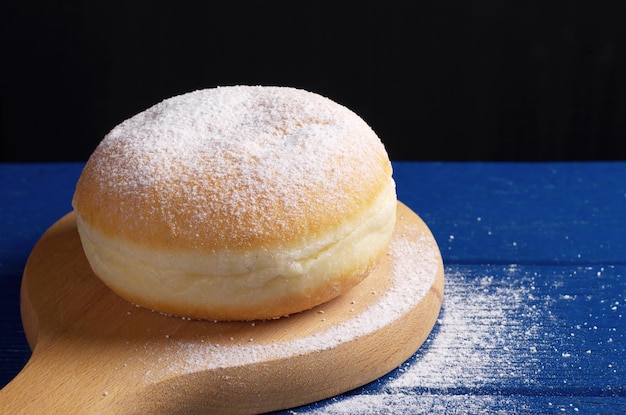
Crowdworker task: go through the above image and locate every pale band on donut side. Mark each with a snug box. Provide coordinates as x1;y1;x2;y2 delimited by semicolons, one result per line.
74;181;396;320
72;85;397;320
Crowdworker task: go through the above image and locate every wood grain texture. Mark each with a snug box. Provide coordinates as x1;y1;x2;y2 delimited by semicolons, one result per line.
0;202;443;415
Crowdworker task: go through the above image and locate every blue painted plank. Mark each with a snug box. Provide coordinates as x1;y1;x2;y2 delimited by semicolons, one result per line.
285;394;626;414
0;163;83;388
1;162;625;414
393;162;626;265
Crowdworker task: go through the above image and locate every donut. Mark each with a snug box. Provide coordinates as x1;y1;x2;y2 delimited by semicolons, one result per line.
71;85;397;321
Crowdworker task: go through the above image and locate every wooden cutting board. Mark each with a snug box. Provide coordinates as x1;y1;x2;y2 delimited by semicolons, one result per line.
0;202;444;415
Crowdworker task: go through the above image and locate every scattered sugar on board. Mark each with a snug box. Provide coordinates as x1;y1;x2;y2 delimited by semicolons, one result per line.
284;264;624;414
146;222;438;377
387;268;544;390
128;241;625;413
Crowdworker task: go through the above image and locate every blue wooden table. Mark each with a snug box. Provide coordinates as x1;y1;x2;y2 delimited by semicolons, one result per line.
1;162;624;414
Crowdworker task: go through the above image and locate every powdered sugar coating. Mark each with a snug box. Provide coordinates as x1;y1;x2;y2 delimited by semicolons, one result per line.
73;86;392;250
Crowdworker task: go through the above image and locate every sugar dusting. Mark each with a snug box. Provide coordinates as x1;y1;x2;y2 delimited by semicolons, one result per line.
145;221;439;377
77;85;390;248
293;264;625;414
283;267;544;414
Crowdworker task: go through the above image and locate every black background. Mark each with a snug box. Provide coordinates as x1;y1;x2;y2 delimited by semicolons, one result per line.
2;1;625;162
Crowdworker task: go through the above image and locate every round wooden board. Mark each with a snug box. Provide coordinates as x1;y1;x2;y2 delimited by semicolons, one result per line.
0;202;444;415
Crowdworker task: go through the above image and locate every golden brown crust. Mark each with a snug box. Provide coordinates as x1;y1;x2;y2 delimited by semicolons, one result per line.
72;85;397;320
72;86;392;252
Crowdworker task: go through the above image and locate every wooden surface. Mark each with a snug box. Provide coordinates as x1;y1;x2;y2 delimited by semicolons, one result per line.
1;162;625;414
0;203;443;414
